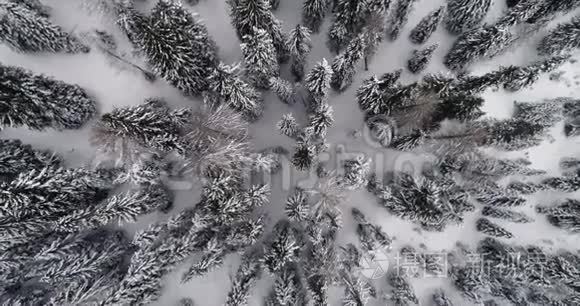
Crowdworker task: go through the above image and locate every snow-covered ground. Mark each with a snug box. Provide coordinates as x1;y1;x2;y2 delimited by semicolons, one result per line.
2;0;580;305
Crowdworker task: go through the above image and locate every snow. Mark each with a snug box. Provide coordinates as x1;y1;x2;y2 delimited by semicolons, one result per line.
2;0;580;305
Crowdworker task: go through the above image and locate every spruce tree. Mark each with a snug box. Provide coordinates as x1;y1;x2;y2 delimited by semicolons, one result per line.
351;208;392;253
537;199;580;233
387;273;419;305
224;250;262;306
327;0;368;52
389;0;418;40
277;113;299;138
302;0;328;33
208;63;264;121
285;188;310;222
444;25;514;71
262;221;300;274
445;0;493;35
502;54;570;91
0;63;96;131
307;103;335;139
496;0;543;27
287;24;312;81
526;0;580;24
0;139;61;178
0;2;89;53
407;44;438;74
241;28;280;89
339;270;376;306
119;1;218;95
304;58;333;106
476;218;514;239
356;70;402;115
270;77;294;104
228;0;289;62
330;33;365;91
9;0;51;17
292;137;318;171
409;6;444;44
538;16;580;56
481;206;533;223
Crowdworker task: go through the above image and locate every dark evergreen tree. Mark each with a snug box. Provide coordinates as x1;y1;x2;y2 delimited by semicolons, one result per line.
307;103;335;139
538;16;580;56
0;2;88;53
537;199;580;233
285;188;310;222
351;208;392;253
241;28;280;89
508;175;580;194
330;33;365;91
265;263;307;305
91;98;189;160
302;0;328;33
292;137;318;171
526;0;580;24
409;6;444;44
502;54;570;91
224;250;262;306
496;0;543;27
445;0;492;35
444;25;514;71
287;24;312;81
327;0;368;52
387;272;419;305
277;113;299;138
228;0;289;62
262;221;300;274
476;218;514;238
119;1;218;95
0;63;96;131
208;63;264;121
0;139;61;178
304;58;333;106
389;0;418;40
481;206;533;223
407;44;438;74
270;77;294;105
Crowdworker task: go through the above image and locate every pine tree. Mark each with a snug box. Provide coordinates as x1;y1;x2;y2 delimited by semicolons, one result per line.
265;263;307;305
496;0;543;27
0;63;96;131
445;0;492;35
407;44;438;74
481;206;533;223
356;70;403;115
469;183;527;207
277;113;299;138
0;2;89;53
331;34;365;91
91;98;189;160
0;139;61;178
327;0;368;52
307;103;335;139
340;270;376;306
526;0;580;24
228;0;289;62
119;1;218;95
208;63;264;121
389;0;418;40
366;114;397;147
342;157;370;189
351;208;392;253
538;16;580;56
287;24;312;81
444;25;514;71
224;250;262;306
473;118;547;151
302;0;328;33
305;58;333;106
285;188;310;222
262;221;300;274
409;6;444;44
537;199;580;233
502;54;570;91
476;218;514;238
270;77;294;104
241;28;279;89
292;139;317;171
54;185;170;233
388;273;419;305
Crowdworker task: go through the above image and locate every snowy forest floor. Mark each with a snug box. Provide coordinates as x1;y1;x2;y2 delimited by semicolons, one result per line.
2;0;580;305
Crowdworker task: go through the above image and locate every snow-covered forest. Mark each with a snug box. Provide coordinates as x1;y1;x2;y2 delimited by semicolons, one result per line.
1;0;580;305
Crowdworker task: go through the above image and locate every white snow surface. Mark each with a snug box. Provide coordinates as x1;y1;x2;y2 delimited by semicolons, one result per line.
2;0;580;305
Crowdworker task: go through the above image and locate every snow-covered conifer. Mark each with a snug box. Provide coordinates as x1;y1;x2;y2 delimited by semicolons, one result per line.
54;185;170;233
208;63;264;120
476;218;514;238
285;188;310;222
119;1;218;95
387;273;419;305
277;113;299;138
503;54;570;91
265;263;307;305
0;139;61;178
292;140;317;171
225;250;262;306
9;0;50;17
270;77;294;104
445;0;492;35
331;34;365;91
538;16;580;56
351;208;392;253
340;270;376;306
0;63;96;131
444;25;513;71
302;0;328;33
409;6;444;44
262;221;300;274
366;114;397;147
305;58;333;106
327;0;368;52
526;0;580;24
537;199;580;233
496;0;543;27
407;44;438;74
481;206;533;223
287;24;312;80
307;103;335;139
469;183;527;207
0;2;88;53
182;238;227;282
91;99;189;159
241;28;279;89
389;0;418;40
342;156;370;189
473;118;547;151
356;70;402;115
